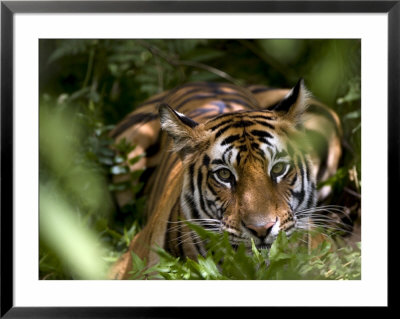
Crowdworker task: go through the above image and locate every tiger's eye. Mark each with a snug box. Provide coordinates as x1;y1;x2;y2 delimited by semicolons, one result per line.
271;162;286;175
216;168;233;182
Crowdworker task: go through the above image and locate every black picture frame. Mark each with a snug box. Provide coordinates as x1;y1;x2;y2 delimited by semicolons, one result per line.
1;1;396;317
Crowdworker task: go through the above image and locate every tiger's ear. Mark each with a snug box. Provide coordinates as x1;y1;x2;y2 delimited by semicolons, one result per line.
270;78;310;125
159;103;202;156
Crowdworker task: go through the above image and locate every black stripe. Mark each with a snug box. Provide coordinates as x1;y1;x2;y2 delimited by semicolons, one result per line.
259;137;272;146
254;120;275;130
203;154;210;167
172;87;212;102
223;144;234;155
208;111;257;128
177;206;185;257
210;117;235;131
186;107;219;118
232;120;256;128
306;184;316;208
214;124;233;139
304;157;311;183
303;159;312;208
208;111;272;128
236;152;241;165
189;164;195;194
225;149;233;164
196;170;214;219
206;199;217;216
145;138;161;157
250;130;273;139
255;149;265;159
248;114;275;121
185;194;201;220
137;166;156;197
207;180;218;196
190;230;204;257
292;188;305;204
297;155;307;206
221;134;240;145
289;173;298;186
211;159;225;165
221;98;253;109
175;94;215;110
250;142;259;150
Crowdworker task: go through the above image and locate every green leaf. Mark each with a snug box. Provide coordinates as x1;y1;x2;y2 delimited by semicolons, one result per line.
131;182;144;195
98;156;113;166
343;110;361;120
128;154;144;166
108;181;130;192
113;155;125;164
114;138;136;154
110;165;129;175
130;169;145;181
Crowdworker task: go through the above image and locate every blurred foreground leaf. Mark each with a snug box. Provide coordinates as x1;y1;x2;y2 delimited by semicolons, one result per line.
40;186;109;279
40;102;114;279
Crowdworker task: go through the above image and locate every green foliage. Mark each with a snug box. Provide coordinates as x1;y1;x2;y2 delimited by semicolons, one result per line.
39;99;144;279
39;100;114;279
128;224;361;280
39;39;361;280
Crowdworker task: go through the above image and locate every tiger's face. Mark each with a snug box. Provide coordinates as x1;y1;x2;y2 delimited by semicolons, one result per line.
160;79;316;249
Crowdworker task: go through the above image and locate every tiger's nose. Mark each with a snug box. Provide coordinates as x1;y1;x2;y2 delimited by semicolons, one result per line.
245;220;277;238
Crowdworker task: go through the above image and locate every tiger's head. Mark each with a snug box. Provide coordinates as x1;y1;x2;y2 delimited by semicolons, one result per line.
159;79;316;250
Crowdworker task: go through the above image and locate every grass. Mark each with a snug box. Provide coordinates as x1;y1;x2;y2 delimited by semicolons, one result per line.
127;223;361;280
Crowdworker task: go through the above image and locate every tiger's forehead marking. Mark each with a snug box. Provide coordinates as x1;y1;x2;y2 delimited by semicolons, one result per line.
205;111;290;169
208;126;286;168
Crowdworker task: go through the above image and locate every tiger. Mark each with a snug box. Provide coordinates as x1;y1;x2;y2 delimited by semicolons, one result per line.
109;80;342;279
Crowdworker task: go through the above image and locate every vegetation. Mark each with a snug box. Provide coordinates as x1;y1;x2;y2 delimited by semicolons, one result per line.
129;224;360;280
39;39;361;280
